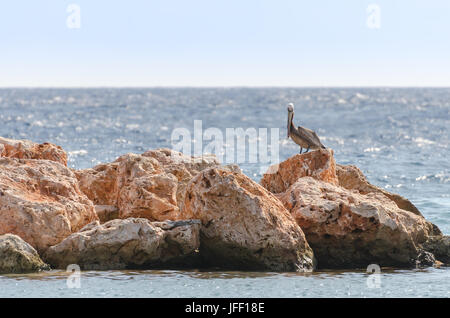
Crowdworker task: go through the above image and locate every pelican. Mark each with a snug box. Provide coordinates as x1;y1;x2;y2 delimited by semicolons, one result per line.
287;103;326;153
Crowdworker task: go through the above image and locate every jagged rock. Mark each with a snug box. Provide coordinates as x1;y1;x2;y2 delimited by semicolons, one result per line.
75;149;222;221
0;157;98;252
260;149;338;194
181;167;315;272
277;177;437;268
0;234;50;273
44;218;201;270
422;235;450;264
336;164;426;218
0;136;67;166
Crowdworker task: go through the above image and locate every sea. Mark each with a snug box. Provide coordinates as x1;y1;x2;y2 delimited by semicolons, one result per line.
0;88;449;297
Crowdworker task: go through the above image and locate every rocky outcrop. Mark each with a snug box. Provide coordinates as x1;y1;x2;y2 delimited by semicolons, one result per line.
0;157;98;252
261;149;443;269
0;136;67;166
44;218;201;270
75;149;221;222
277;177;436;268
181;167;315;272
422;235;450;264
260;148;338;194
0;234;50;273
336;164;425;218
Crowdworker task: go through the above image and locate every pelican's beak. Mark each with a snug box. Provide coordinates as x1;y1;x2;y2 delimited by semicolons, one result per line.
287;111;293;139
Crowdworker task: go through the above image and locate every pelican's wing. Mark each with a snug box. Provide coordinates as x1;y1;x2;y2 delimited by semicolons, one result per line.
296;126;324;148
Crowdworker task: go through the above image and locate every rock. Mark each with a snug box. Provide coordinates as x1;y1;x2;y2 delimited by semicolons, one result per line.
415;249;436;268
115;153;180;221
0;157;98;252
95;205;119;223
75;149;221;221
260;148;338;194
277;177;437;268
0;234;50;273
75;162;119;206
43;218;201;270
336;164;425;218
422;235;450;264
0;136;67;166
142;148;221;210
181;167;315;272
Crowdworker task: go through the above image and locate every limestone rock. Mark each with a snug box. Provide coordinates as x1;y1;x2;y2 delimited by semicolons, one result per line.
44;218;201;270
422;235;450;264
261;148;338;194
0;136;67;166
0;157;98;252
181;167;315;272
0;234;50;273
277;177;436;268
75;149;221;222
336;164;425;218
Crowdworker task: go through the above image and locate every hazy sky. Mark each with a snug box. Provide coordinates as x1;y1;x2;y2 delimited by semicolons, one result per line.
1;0;450;87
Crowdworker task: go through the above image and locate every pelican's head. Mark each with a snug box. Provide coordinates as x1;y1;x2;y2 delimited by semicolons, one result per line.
287;103;294;113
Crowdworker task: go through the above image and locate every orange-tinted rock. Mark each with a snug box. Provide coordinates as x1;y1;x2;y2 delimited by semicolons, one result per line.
75;149;221;222
278;177;436;268
181;167;315;272
260;148;338;194
336;164;424;218
0;137;67;166
0;157;97;252
142;148;221;210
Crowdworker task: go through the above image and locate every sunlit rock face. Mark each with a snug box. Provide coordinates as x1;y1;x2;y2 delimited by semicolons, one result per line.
260;148;338;194
261;149;441;269
0;157;97;252
181;167;316;272
75;149;221;222
0;136;68;166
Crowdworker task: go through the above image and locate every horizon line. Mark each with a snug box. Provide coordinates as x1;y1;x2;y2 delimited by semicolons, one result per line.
1;85;450;89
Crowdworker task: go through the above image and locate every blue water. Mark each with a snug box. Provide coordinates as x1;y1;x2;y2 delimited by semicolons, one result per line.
0;88;449;297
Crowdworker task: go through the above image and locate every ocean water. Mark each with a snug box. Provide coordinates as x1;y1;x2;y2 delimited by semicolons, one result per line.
0;88;449;297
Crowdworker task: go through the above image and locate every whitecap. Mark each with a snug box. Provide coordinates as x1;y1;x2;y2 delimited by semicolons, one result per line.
364;147;381;153
413;137;436;146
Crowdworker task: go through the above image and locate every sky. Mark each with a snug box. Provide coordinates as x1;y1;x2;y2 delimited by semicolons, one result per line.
1;0;450;87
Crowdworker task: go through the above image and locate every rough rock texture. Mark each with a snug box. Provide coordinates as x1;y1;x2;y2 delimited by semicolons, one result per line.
142;148;221;210
95;205;119;223
0;157;98;252
44;218;201;270
75;149;221;222
422;235;450;264
0;136;67;166
277;177;437;268
0;234;50;273
336;164;426;218
261;149;338;194
181;167;315;272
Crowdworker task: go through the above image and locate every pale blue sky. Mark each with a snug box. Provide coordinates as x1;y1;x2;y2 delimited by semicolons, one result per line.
1;0;450;86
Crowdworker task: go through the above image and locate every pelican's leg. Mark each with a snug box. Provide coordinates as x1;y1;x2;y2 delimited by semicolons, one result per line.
305;147;310;153
299;147;303;154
